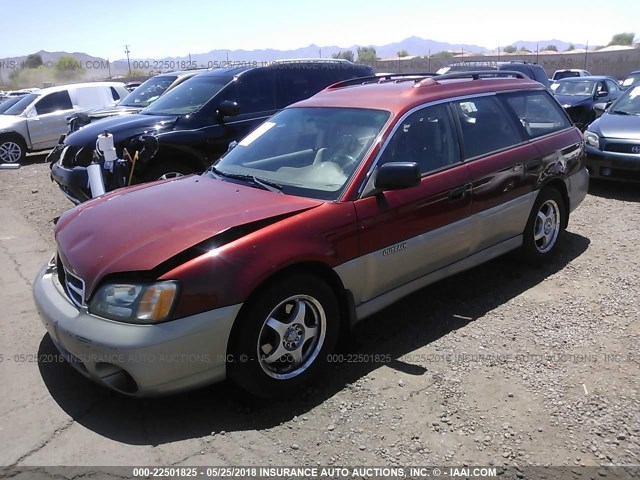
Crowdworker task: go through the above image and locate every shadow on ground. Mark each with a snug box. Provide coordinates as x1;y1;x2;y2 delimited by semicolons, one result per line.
588;179;640;202
38;231;590;446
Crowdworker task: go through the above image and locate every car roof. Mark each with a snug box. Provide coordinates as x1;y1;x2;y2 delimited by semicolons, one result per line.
556;76;616;82
30;82;126;96
294;74;543;115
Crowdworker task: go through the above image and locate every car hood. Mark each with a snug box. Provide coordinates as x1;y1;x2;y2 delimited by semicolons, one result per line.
55;175;322;296
589;113;640;140
81;105;144;118
64;113;178;146
0;114;24;131
554;95;593;108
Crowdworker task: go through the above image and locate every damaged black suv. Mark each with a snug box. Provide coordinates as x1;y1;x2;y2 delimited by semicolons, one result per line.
49;59;373;204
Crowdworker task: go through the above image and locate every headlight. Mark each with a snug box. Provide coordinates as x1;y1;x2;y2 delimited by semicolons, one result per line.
583;131;600;148
89;281;179;323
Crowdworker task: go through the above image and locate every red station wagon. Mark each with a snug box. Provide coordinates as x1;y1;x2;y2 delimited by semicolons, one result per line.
33;72;589;397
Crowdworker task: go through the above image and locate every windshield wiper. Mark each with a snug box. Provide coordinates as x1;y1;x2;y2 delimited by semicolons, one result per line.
610;110;631;116
208;166;283;193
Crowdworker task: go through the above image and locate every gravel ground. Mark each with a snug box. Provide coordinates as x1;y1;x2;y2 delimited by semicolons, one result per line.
0;155;638;475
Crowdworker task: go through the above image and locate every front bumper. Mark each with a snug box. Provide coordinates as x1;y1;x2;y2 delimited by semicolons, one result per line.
33;260;242;397
585;145;640;182
564;167;589;213
47;146;91;204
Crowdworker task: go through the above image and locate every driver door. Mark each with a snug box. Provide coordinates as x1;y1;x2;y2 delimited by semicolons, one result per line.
27;90;74;149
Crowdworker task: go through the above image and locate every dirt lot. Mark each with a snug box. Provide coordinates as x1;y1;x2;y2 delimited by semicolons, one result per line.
0;155;638;475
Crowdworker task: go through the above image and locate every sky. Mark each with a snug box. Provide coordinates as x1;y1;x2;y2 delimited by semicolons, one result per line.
0;0;638;60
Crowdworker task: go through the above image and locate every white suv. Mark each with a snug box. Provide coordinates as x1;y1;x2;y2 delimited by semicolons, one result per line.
0;82;128;163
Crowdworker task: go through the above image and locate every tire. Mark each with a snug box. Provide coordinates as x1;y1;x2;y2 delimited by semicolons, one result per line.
519;188;566;263
227;273;340;398
140;160;195;183
0;135;26;163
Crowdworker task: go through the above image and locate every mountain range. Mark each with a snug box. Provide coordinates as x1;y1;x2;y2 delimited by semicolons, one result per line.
0;37;590;82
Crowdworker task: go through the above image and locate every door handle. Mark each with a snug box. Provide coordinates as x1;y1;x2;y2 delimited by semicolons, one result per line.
448;186;467;202
525;159;541;172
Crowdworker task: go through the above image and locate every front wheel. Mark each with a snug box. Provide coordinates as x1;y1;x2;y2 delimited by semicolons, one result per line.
0;135;26;163
519;188;566;263
227;273;340;398
140;160;195;183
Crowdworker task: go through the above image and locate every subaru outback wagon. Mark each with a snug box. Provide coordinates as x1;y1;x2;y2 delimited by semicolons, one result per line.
33;71;588;398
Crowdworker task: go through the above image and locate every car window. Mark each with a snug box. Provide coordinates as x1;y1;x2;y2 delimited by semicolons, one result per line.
503;91;571;138
234;70;277;114
110;87;121;101
120;75;177;107
605;80;618;93
378;103;460;174
554;80;595;96
212;107;390;200
34;91;73;115
142;75;231;115
1;93;38;115
452;96;522;158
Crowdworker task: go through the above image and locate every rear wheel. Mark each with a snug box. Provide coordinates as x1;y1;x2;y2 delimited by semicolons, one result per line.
0;135;26;163
227;273;340;398
520;188;566;263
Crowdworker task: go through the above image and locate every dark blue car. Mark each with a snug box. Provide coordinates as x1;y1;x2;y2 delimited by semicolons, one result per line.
553;76;623;130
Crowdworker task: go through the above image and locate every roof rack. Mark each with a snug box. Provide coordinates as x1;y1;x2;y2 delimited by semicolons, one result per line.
432;70;528;81
327;73;437;89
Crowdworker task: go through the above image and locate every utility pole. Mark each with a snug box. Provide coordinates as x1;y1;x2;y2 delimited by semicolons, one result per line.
124;45;132;76
584;40;589;69
107;58;111;78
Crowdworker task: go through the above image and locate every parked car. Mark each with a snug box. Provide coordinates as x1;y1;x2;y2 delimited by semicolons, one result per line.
553;76;623;130
583;84;640;182
48;59;373;204
67;69;207;132
33;71;588;397
125;81;142;92
620;70;640;90
0;94;29;114
497;61;550;89
552;69;591;81
0;88;39;104
0;82;128;163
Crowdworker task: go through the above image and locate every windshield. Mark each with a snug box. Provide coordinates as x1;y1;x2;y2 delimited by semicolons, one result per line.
0;95;28;114
209;107;391;200
119;75;177;107
554;71;581;80
2;93;37;115
622;74;640;88
608;85;640;115
141;75;231;115
554;80;595;96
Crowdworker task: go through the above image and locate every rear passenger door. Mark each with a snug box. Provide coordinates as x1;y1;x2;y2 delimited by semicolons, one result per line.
27;90;74;149
351;103;472;305
451;94;540;252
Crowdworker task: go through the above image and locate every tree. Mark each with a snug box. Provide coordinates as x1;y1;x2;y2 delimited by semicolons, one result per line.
503;46;517;54
25;53;43;69
54;55;84;80
331;50;355;62
519;47;531;53
397;49;409;58
608;32;635;46
565;44;576;51
545;44;558;52
356;47;379;62
430;51;453;58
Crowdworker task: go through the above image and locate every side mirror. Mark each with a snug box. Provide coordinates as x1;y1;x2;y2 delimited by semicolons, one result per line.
25;107;36;118
593;103;608;118
227;140;238;152
374;162;421;191
217;100;240;118
596;90;608;98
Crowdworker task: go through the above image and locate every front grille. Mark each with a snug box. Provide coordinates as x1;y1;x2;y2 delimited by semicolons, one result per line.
56;256;85;308
604;142;640;154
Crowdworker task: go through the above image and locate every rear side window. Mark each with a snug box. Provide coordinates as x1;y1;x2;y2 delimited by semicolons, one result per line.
34;91;72;115
110;87;121;101
452;96;522;159
379;103;461;174
503;91;571;138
